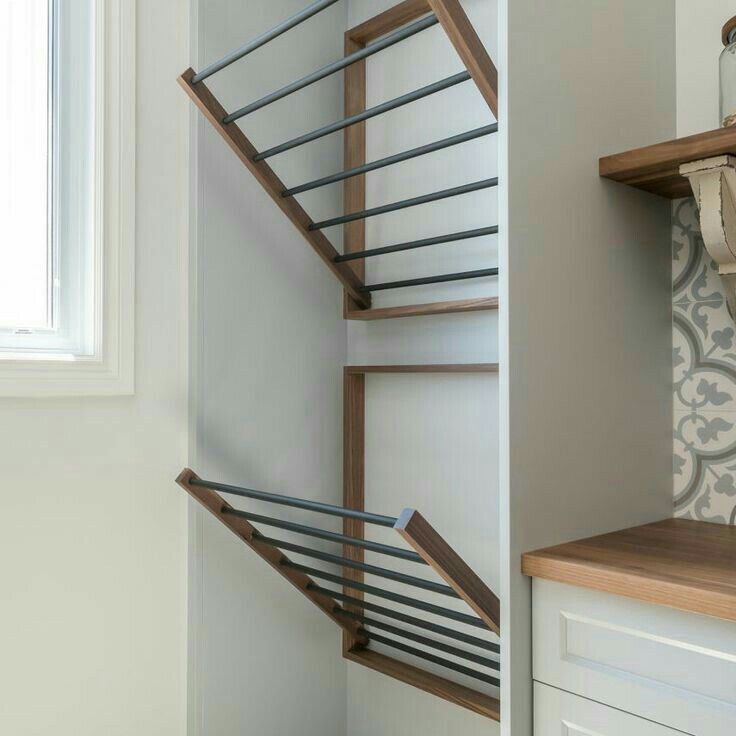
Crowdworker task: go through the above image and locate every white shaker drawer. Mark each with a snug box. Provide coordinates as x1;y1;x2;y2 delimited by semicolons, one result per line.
533;579;736;736
534;682;688;735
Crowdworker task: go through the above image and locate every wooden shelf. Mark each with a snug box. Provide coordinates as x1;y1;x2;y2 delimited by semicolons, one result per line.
522;519;736;622
345;648;501;721
599;126;736;198
345;297;499;321
345;364;498;374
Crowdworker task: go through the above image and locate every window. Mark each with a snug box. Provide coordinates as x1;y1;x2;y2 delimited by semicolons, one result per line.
0;0;135;395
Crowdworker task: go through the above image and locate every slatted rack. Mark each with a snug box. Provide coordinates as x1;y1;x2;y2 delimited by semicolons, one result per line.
177;462;501;720
179;0;499;320
178;0;501;720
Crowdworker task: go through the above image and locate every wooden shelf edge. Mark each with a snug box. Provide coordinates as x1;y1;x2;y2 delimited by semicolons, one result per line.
599;126;736;199
344;648;501;721
346;297;499;321
345;363;498;374
347;0;431;45
522;519;736;623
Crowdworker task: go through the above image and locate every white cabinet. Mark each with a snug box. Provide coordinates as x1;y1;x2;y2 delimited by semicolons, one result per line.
532;579;736;736
534;682;688;736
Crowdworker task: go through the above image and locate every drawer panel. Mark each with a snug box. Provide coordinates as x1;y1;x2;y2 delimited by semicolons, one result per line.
534;682;688;736
533;579;736;736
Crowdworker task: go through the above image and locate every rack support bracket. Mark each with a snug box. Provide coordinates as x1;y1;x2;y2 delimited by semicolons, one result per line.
681;155;736;319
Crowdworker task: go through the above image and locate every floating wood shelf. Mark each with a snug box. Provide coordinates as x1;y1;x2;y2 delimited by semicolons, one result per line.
345;363;498;374
345;648;501;720
345;296;499;321
599;126;736;198
522;518;736;622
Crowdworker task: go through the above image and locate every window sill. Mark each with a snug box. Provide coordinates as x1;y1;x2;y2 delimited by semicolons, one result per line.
0;349;134;397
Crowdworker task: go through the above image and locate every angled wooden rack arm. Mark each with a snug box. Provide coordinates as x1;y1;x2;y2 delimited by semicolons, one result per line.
395;508;501;634
177;69;371;309
178;453;501;721
428;0;499;118
176;467;367;644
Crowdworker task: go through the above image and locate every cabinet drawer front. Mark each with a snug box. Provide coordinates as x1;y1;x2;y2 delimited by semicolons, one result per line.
534;682;688;736
533;580;736;736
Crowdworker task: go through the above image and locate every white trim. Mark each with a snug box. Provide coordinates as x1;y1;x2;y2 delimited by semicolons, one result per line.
0;0;135;397
187;0;203;731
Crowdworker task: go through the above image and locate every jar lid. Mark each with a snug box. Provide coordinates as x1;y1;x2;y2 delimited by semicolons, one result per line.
723;15;736;46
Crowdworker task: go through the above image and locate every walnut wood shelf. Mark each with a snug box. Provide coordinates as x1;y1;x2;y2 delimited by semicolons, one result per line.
345;296;499;320
345;648;501;720
599;126;736;198
522;518;736;622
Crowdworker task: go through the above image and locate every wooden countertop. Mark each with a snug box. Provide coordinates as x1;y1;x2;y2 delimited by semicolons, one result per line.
522;519;736;622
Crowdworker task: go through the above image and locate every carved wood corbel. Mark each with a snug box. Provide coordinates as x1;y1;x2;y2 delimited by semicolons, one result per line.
680;156;736;317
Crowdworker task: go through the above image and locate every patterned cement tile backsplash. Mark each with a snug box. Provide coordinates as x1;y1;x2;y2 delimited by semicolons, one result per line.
673;198;736;525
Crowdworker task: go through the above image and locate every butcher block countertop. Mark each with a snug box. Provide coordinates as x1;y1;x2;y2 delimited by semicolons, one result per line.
522;518;736;622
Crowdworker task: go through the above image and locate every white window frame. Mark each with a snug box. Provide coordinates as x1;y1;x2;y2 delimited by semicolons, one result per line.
0;0;135;397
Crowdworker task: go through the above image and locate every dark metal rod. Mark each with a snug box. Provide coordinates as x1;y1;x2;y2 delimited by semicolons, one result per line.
336;610;499;669
312;585;500;651
309;178;498;231
190;478;396;527
283;125;498;197
192;0;342;84
224;15;439;123
298;565;483;626
368;633;501;686
253;72;470;161
268;542;456;597
335;226;498;263
222;508;425;563
363;267;498;293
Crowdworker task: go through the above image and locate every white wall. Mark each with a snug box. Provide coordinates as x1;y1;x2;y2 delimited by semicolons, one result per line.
344;1;500;734
0;2;190;735
189;2;349;734
676;0;734;136
499;1;676;734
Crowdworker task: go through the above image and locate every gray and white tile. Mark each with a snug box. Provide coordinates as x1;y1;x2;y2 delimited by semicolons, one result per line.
672;198;736;525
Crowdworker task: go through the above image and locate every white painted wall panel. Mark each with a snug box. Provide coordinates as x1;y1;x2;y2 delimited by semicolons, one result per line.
0;2;190;734
499;1;676;734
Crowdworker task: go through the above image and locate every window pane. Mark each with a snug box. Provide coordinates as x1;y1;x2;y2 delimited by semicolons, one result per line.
0;0;50;329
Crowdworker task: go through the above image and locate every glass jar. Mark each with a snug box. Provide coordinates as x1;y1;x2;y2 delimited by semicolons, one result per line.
720;16;736;127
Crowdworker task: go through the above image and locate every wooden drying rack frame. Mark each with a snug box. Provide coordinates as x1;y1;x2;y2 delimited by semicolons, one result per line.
342;363;500;718
177;0;502;719
342;0;499;320
176;363;500;721
177;0;499;320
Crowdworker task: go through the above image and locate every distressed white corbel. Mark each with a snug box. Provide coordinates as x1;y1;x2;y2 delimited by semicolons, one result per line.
680;156;736;317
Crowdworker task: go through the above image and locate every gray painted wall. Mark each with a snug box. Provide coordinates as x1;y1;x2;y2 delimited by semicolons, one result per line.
499;1;676;734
